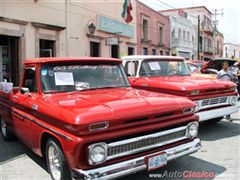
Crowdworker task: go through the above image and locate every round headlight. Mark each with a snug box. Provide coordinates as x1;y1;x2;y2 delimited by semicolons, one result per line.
230;96;237;105
188;122;198;138
195;101;200;112
89;143;107;165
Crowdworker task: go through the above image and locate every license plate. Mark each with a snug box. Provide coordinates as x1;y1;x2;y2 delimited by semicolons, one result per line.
145;152;167;171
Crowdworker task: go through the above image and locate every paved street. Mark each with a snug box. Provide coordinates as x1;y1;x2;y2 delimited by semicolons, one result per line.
0;103;240;180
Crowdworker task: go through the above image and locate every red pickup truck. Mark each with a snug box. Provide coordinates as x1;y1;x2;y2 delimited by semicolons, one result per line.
0;57;200;180
122;55;238;123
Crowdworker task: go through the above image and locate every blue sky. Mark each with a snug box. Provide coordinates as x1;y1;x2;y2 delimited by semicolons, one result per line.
140;0;240;44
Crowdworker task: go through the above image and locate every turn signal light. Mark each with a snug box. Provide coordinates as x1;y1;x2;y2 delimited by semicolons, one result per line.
89;122;109;132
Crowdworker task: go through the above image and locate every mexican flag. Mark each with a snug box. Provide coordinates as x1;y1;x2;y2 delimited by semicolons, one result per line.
122;0;133;23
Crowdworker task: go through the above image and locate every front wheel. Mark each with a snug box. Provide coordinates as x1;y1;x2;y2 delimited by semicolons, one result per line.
207;117;223;124
0;117;14;141
46;138;71;180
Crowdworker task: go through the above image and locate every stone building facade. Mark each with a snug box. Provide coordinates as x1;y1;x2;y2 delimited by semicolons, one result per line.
160;9;197;60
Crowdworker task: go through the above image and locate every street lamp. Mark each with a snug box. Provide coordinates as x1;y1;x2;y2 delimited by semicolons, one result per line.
88;23;96;35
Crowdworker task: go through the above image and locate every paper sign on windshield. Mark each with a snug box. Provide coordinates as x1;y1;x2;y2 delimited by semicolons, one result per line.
54;72;74;86
149;62;161;71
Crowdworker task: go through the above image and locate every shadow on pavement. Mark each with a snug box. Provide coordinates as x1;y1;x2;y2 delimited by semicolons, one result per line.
199;120;240;141
120;155;226;180
0;135;48;172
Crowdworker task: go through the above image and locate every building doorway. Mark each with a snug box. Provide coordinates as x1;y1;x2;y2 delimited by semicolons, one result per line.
0;35;20;85
90;41;100;57
39;39;55;57
111;45;119;58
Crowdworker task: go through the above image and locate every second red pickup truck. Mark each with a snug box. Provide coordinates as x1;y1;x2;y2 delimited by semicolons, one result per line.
122;55;238;123
0;57;200;180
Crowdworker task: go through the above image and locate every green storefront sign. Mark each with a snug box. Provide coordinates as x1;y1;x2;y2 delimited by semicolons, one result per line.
98;16;134;38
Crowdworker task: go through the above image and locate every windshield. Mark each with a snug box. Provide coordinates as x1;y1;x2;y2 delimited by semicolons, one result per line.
41;63;129;93
140;59;190;77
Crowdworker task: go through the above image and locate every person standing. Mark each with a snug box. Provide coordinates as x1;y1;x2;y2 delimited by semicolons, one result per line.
216;61;234;81
216;61;235;122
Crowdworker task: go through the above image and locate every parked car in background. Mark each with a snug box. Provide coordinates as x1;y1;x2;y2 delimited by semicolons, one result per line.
187;61;215;80
188;60;207;70
201;58;237;75
122;55;238;124
0;57;201;180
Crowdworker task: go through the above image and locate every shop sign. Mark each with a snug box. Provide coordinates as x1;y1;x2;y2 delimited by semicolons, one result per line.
99;16;134;38
106;37;119;45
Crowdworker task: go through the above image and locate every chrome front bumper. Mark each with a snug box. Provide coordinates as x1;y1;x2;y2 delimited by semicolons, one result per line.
72;138;201;180
197;105;239;121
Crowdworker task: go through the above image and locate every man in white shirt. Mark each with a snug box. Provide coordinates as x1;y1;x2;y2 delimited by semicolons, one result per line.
216;61;234;81
216;61;235;122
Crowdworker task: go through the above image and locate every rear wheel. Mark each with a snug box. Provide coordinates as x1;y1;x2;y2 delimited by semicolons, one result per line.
46;138;71;180
207;117;223;124
0;117;14;141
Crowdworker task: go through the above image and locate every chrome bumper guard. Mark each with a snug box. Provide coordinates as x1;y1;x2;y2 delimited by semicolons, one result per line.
197;105;239;121
72;138;201;180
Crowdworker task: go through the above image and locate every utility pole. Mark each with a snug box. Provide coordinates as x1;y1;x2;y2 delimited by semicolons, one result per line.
212;9;223;57
197;15;200;60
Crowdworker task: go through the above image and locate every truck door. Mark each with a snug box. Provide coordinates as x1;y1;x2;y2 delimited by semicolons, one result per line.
11;66;38;147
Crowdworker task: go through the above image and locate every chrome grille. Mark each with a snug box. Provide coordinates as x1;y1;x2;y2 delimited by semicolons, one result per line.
107;128;187;158
201;96;228;107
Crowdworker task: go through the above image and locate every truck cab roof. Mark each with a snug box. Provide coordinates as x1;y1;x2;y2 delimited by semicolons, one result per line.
24;57;122;65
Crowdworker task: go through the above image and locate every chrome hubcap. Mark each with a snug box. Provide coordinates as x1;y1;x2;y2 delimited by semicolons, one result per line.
48;145;61;180
1;119;6;137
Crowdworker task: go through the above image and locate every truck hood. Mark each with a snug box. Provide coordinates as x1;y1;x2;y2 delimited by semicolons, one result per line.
142;76;235;92
38;88;194;128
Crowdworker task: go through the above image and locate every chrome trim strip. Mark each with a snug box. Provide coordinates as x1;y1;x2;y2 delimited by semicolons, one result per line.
195;96;235;111
197;105;239;121
11;110;74;142
73;138;201;180
107;125;188;161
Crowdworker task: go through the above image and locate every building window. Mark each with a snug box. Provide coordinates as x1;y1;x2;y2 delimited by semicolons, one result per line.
225;47;228;57
187;32;190;41
172;28;175;38
183;30;186;39
90;41;100;57
152;49;156;55
233;50;236;58
178;28;181;38
217;41;220;54
128;47;135;55
39;39;55;57
143;19;148;41
159;26;163;45
143;47;148;55
160;50;163;55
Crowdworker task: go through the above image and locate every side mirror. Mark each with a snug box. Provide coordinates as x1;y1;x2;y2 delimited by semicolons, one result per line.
20;87;30;95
